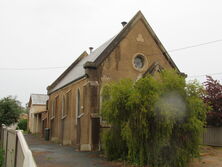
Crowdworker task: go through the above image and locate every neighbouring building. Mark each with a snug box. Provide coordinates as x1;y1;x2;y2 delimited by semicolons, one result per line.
47;11;181;151
20;113;28;120
28;94;48;134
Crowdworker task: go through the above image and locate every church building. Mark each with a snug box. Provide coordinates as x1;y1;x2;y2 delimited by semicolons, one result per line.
47;11;180;151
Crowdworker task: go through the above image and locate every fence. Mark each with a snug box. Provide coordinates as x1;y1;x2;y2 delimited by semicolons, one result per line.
0;125;37;167
203;127;222;146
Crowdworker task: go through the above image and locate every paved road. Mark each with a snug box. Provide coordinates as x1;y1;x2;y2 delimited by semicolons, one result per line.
25;134;121;167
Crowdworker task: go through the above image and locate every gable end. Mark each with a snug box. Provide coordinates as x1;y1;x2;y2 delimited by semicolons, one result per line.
93;11;179;72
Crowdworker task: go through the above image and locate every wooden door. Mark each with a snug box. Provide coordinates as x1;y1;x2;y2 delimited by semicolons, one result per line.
76;118;81;149
91;117;100;151
60;119;65;143
50;119;53;139
42;120;45;137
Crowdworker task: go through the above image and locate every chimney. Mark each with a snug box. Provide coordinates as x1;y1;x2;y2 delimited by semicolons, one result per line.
121;21;127;27
89;47;93;53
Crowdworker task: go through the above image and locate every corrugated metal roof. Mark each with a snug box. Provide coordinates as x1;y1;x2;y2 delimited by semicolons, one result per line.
49;36;116;93
30;94;48;105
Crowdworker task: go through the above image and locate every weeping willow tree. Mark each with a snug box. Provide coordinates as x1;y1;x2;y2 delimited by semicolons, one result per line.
101;70;207;167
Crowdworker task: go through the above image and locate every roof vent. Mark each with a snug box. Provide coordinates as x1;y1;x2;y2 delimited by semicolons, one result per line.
121;21;127;27
89;47;93;53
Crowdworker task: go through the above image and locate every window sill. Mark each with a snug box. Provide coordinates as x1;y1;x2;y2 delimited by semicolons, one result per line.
61;115;67;120
100;121;111;128
77;113;84;119
90;113;100;118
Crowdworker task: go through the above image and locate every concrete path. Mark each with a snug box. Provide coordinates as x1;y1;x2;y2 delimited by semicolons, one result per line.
25;134;121;167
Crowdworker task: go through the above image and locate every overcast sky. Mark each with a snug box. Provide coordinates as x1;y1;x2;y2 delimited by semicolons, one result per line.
0;0;222;106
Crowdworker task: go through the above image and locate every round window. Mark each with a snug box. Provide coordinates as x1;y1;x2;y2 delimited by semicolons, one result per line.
134;54;144;69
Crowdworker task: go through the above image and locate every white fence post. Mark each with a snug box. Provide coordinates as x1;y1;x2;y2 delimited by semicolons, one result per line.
0;126;36;167
17;131;37;167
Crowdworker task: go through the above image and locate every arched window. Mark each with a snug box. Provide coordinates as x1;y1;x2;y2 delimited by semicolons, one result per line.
99;90;103;122
77;89;81;117
62;95;66;117
51;100;55;118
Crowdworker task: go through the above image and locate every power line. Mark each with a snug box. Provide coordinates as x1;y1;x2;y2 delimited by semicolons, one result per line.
1;38;222;71
168;39;222;53
0;66;67;70
189;72;222;78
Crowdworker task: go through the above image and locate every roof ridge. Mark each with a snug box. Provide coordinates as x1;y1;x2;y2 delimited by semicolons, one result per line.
47;36;117;94
31;93;48;96
47;51;88;91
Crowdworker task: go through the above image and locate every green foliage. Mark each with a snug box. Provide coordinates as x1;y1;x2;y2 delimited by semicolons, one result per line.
17;119;28;131
101;127;128;161
0;96;23;126
0;147;4;167
202;76;222;126
101;70;207;167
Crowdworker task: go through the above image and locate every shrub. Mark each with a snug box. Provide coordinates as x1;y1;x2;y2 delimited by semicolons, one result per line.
17;119;28;131
203;76;222;126
206;111;222;127
101;70;207;167
0;96;22;126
